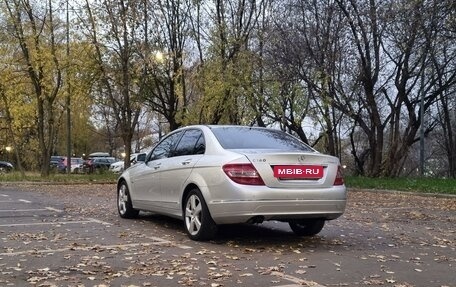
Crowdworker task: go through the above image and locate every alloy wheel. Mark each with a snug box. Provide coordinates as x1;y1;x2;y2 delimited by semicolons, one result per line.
185;194;202;235
118;184;128;215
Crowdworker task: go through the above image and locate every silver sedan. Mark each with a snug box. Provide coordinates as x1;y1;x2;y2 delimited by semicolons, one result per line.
117;125;346;240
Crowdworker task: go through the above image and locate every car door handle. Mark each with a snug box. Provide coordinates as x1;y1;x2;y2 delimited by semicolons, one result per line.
181;160;192;166
153;163;161;170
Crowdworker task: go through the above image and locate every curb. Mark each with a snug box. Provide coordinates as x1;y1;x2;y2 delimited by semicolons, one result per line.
350;188;456;199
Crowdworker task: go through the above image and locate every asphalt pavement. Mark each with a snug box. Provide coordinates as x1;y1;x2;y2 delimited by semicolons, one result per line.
0;183;454;287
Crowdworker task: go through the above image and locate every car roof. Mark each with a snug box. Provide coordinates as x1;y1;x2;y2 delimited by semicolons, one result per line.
88;152;110;157
173;124;270;131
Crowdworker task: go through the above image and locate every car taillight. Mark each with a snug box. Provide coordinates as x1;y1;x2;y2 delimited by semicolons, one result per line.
333;166;344;186
222;163;265;185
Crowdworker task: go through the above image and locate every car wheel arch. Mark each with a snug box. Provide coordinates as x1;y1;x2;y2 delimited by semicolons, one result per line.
117;178;132;198
181;183;214;210
181;183;200;213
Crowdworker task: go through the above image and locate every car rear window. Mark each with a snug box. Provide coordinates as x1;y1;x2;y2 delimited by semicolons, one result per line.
211;127;314;151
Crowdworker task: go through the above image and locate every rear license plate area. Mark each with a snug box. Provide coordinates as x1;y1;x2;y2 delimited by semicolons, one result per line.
273;165;324;180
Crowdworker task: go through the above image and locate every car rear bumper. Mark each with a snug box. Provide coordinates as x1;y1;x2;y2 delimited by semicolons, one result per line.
203;182;347;224
208;198;346;224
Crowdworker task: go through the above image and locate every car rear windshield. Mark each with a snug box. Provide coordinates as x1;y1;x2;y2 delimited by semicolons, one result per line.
211;127;314;151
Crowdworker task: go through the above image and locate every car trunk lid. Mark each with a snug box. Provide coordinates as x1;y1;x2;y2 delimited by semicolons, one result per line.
234;150;341;188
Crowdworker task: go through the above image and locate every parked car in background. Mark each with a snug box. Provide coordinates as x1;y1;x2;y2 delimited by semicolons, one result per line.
83;152;112;173
92;157;116;169
88;152;110;158
50;156;64;169
86;157;116;173
0;161;14;173
110;153;147;173
57;157;84;173
116;125;346;241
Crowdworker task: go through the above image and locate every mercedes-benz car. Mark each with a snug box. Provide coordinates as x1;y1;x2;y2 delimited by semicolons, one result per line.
116;125;346;241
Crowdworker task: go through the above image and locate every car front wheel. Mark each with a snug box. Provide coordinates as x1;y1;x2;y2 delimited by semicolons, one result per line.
117;181;139;218
289;219;325;236
184;189;217;241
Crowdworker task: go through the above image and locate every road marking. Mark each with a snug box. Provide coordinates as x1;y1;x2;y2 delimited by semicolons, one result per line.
87;218;112;225
0;208;51;213
146;236;172;243
18;199;32;203
0;241;189;256
271;271;326;287
45;207;64;212
0;194;8;197
0;220;98;227
0;207;62;213
146;236;192;249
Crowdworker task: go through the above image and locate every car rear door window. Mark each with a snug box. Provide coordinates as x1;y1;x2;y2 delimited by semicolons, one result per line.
172;129;204;157
194;133;205;154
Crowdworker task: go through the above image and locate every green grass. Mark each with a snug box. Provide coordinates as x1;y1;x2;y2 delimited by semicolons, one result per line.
0;171;118;184
1;171;455;195
345;176;456;195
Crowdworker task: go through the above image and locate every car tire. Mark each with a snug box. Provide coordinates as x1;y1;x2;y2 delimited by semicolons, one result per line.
183;188;217;241
117;181;139;218
289;219;325;236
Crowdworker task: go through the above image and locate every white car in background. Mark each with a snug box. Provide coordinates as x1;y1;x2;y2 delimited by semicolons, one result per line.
110;153;146;173
59;157;84;173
